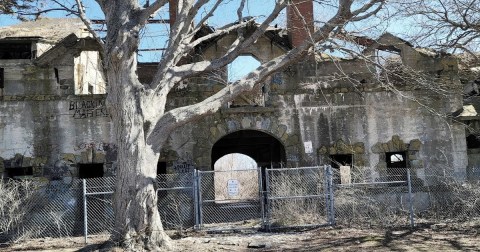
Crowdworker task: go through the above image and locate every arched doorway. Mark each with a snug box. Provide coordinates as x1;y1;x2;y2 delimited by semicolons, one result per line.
211;130;286;169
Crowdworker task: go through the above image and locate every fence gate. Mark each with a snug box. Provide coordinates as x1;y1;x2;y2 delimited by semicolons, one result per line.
197;169;264;231
264;166;333;230
83;177;115;242
157;172;197;231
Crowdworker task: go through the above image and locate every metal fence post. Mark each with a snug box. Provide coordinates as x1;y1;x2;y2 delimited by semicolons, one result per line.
323;165;330;224
197;171;203;229
257;167;266;230
324;165;335;226
83;179;88;244
407;169;415;228
264;168;271;231
193;170;199;230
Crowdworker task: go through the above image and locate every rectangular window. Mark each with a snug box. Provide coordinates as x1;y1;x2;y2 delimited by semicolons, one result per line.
78;163;104;178
386;152;407;184
6;166;33;179
0;42;32;59
157;161;167;175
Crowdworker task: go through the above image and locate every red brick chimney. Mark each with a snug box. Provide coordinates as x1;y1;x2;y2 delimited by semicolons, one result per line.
169;0;177;28
287;0;314;48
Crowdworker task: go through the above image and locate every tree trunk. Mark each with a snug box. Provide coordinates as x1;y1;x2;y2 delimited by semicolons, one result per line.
112;137;171;250
107;46;171;250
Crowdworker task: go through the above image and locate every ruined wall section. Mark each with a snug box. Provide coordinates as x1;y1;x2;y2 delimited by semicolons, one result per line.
0;50;113;180
291;54;467;183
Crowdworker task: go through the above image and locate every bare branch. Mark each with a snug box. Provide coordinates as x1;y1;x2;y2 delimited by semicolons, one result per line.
147;0;363;149
138;0;170;25
75;0;105;52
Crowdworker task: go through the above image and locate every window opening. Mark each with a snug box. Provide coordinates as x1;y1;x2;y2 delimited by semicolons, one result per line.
227;56;265;108
6;166;33;179
467;134;480;149
330;154;353;184
78;163;104;178
54;68;60;84
0;42;32;59
88;84;94;94
385;152;407;184
227;55;261;83
157;161;167;175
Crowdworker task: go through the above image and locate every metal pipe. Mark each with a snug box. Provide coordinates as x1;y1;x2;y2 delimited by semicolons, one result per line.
84;191;114;195
268;166;320;171
193;170;199;230
83;179;88;244
328;165;336;226
267;194;324;200
197;171;204;229
265;169;271;231
257;167;266;229
407;169;415;228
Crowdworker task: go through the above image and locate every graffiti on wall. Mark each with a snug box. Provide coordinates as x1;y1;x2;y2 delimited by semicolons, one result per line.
173;161;195;173
69;100;109;119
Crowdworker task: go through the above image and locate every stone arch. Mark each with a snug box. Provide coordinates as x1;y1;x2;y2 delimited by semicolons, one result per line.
211;129;286;169
192;113;299;169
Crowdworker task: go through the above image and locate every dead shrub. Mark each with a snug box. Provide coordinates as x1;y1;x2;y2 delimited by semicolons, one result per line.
0;178;39;240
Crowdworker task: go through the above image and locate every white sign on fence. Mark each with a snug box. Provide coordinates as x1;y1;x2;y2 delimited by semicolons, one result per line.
227;179;239;196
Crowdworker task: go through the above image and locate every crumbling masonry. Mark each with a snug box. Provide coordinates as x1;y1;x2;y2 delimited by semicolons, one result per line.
1;1;479;185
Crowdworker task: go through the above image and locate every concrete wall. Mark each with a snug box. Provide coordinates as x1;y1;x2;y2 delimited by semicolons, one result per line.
157;36;467;186
0;46;113;180
0;31;469;185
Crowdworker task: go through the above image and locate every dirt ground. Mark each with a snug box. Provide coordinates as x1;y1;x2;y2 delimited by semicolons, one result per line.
2;223;480;251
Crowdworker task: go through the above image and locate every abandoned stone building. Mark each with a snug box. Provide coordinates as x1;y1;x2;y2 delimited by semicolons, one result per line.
0;1;479;185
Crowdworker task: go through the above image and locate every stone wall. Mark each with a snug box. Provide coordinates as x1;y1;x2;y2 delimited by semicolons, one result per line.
0;28;469;185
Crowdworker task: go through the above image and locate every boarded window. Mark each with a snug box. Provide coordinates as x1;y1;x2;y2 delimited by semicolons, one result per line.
330;154;353;184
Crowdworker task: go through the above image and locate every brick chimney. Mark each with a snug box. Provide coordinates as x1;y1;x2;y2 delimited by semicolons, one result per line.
169;0;177;28
287;0;314;48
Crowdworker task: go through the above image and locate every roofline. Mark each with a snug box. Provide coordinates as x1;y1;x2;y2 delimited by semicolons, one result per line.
0;36;43;42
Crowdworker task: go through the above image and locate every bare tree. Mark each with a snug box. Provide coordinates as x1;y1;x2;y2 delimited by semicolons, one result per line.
395;0;480;58
4;0;386;249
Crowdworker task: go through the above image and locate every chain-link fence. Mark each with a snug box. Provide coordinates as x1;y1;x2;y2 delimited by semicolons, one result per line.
83;177;115;240
0;179;85;242
410;174;480;225
2;165;480;244
265;167;330;230
332;167;414;228
157;172;196;232
197;169;263;231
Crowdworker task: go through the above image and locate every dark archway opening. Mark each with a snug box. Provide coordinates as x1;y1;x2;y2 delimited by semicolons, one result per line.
211;130;286;169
